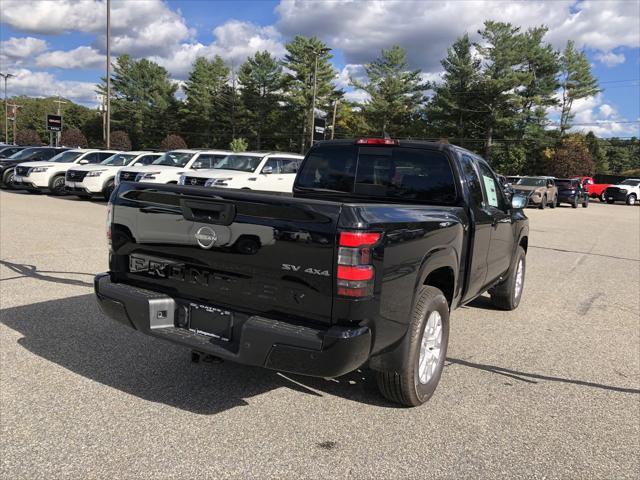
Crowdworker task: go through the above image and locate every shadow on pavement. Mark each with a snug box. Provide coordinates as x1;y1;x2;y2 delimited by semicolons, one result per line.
447;358;640;394
0;260;94;287
0;294;392;415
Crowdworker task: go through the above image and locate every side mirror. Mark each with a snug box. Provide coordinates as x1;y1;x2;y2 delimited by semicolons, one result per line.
79;159;89;165
511;194;527;209
262;165;273;174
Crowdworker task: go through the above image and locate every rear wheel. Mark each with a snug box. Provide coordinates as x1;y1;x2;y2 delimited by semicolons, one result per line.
49;175;67;196
376;286;449;407
571;196;578;208
582;196;589;208
103;180;115;201
627;194;637;206
490;246;526;311
549;195;557;209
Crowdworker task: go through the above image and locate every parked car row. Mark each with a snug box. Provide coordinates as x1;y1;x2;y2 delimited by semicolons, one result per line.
0;147;304;199
503;175;639;208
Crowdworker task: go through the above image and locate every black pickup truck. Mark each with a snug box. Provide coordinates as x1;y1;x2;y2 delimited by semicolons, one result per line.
95;139;529;406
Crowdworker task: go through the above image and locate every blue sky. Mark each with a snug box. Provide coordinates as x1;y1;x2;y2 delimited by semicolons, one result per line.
1;0;638;138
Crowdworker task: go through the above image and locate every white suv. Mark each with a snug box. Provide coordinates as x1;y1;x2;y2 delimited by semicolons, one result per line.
178;152;304;192
66;151;161;200
13;149;119;195
115;149;232;185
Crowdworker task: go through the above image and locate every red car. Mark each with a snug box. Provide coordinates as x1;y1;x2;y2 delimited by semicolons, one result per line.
573;177;610;202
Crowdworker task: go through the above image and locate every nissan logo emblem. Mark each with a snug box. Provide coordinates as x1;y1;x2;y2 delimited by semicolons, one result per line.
190;178;198;185
195;226;217;249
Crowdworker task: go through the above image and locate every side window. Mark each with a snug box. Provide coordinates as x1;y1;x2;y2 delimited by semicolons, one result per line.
97;152;113;162
136;155;157;165
41;149;56;160
459;154;484;207
194;154;213;169
478;161;504;209
262;158;280;173
277;158;301;174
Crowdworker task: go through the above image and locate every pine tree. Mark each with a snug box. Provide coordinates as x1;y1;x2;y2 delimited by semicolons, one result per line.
558;40;600;135
352;45;425;137
282;36;337;152
238;51;284;150
426;34;483;147
181;56;231;148
475;21;530;160
102;55;178;149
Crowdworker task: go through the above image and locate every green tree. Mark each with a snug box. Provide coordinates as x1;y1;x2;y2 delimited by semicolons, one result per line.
229;137;248;152
238;51;284;150
585;131;608;173
474;21;530;160
102;55;178;149
181;56;231;148
558;40;600;135
426;34;483;147
352;45;425;137
282;36;337;152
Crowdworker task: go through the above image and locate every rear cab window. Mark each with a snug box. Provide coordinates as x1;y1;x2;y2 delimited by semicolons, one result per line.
296;143;457;204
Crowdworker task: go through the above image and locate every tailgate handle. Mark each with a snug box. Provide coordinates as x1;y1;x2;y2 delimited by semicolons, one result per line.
180;199;236;225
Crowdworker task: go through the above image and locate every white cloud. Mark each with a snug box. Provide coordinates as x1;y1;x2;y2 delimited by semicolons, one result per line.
2;0;192;58
276;0;639;75
35;46;104;69
594;51;626;67
150;21;286;79
6;69;98;105
0;37;48;67
567;94;638;137
334;64;366;90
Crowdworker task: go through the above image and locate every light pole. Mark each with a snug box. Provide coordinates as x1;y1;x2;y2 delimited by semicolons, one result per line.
309;47;330;150
106;0;111;148
0;72;15;144
53;94;67;146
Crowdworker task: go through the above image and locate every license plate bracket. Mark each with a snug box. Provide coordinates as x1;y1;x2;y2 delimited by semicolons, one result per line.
188;304;233;342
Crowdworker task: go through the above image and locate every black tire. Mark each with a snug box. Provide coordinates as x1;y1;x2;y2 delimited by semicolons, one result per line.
376;286;450;407
627;194;637;206
1;169;15;189
549;195;557;209
582;196;589;208
571;196;578;208
490;246;526;311
538;196;547;209
600;192;607;202
49;174;67;196
103;180;115;201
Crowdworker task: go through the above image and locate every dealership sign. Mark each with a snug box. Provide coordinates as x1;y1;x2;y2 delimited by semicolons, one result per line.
46;114;62;132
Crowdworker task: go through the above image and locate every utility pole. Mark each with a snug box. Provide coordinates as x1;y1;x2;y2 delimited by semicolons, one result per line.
0;72;15;144
330;98;339;140
308;47;330;150
53;95;67;146
106;0;111;148
7;103;21;144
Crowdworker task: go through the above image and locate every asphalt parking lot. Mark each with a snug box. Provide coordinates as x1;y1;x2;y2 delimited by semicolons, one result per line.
1;190;638;479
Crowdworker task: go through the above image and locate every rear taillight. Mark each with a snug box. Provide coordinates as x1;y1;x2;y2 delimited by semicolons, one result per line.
106;203;113;245
337;231;380;297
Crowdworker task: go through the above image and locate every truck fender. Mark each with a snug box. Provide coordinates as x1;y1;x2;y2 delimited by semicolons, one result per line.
369;246;458;373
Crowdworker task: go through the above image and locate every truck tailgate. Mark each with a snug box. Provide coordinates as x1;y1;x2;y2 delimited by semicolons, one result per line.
110;183;341;325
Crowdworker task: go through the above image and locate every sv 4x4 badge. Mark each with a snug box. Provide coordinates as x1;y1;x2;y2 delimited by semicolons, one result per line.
281;264;330;276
